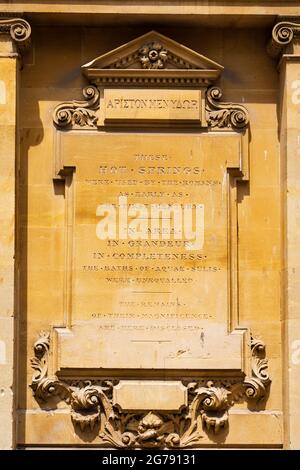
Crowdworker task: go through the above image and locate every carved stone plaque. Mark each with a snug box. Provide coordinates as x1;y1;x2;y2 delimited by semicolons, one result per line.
28;31;274;448
113;381;187;412
55;131;245;371
101;89;203;125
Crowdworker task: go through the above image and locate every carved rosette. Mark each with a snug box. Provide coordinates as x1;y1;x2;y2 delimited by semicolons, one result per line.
53;86;100;129
139;42;169;69
268;21;300;59
0;18;31;48
206;87;249;130
30;332;271;448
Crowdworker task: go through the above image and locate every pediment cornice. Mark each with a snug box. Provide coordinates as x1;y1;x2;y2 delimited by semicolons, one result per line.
82;31;223;87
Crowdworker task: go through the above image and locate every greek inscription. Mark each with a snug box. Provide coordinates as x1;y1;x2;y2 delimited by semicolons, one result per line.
106;98;199;110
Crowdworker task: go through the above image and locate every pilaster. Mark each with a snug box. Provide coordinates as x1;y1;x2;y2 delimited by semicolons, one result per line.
0;17;30;450
269;17;300;450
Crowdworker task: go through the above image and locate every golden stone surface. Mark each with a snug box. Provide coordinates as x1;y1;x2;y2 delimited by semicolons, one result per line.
0;3;300;450
102;89;202;125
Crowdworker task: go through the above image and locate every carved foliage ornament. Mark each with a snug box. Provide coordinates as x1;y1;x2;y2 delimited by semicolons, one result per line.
30;332;270;448
139;41;169;69
109;41;196;71
268;21;300;58
53;86;249;131
206;87;249;129
244;338;271;401
0;17;31;48
53;86;100;129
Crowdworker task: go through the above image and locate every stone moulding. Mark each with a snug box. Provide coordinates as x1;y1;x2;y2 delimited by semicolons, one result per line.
53;85;249;131
30;332;271;448
268;20;300;58
85;71;215;88
81;30;223;87
0;17;31;49
52;31;249;131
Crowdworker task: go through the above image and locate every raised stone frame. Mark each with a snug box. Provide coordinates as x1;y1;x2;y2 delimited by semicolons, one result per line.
30;31;270;449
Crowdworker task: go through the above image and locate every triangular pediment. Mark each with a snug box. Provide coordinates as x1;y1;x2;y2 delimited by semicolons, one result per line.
82;31;223;87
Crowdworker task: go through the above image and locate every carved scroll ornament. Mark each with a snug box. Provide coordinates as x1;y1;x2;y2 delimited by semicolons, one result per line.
244;337;271;402
0;17;31;48
268;21;300;59
53;85;249;131
206;87;249;130
30;332;270;448
53;86;100;129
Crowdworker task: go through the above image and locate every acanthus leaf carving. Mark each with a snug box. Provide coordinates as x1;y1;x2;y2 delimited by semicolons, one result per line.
100;407;202;449
70;385;102;431
191;381;233;434
244;337;271;403
53;85;249;131
30;332;270;448
53;85;100;129
30;331;50;390
206;86;249;130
